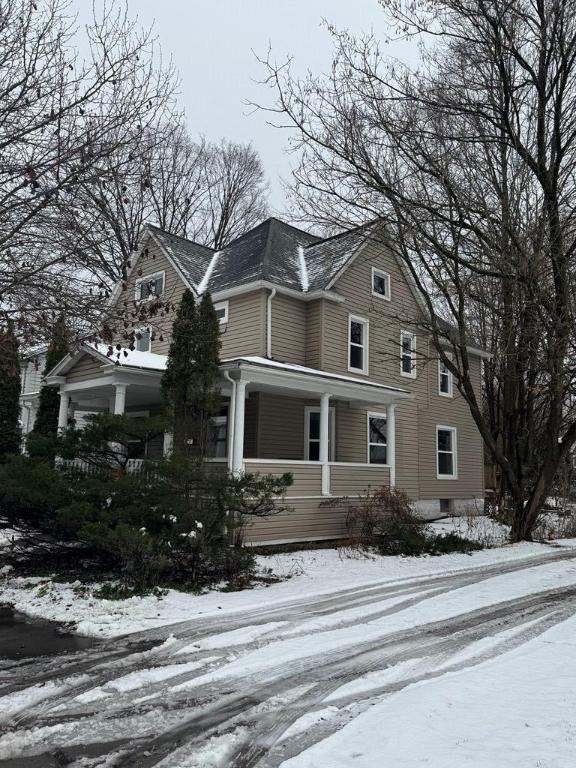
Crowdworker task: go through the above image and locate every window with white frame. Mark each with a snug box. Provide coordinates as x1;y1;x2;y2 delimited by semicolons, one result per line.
438;358;453;397
400;331;417;377
304;407;335;461
214;300;229;324
135;272;164;302
437;426;457;479
349;315;369;373
367;412;387;464
372;267;391;300
207;406;228;458
134;327;151;353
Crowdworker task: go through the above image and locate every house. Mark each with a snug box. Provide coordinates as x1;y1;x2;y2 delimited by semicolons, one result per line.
19;348;47;438
44;218;488;544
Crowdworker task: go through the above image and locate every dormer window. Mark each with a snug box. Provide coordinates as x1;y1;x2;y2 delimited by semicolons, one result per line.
372;267;391;300
136;271;164;302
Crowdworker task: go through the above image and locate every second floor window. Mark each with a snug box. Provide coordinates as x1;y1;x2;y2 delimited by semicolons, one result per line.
438;358;453;397
400;331;417;377
136;272;164;301
214;300;229;324
349;315;369;373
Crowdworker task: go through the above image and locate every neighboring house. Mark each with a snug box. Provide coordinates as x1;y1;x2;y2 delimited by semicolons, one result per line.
44;218;488;544
19;348;47;438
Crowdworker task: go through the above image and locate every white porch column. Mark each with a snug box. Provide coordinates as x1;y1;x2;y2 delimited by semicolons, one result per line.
163;432;173;457
320;393;331;496
231;379;248;476
113;383;128;415
57;391;69;433
387;403;396;487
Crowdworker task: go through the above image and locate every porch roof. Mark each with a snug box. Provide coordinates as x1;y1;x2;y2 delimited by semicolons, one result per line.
221;356;413;405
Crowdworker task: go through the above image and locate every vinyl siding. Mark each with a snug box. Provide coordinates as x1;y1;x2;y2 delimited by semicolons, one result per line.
257;393;307;459
66;355;104;383
243;498;351;545
110;235;267;359
270;294;306;364
305;300;323;368
326;238;484;502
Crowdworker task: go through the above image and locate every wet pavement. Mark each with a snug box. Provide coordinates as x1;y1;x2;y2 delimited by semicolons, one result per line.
0;606;96;660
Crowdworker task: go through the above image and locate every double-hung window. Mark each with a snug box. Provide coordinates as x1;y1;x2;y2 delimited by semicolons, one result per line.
207;406;228;458
367;412;387;464
437;426;457;479
304;407;335;461
400;331;417;378
136;272;164;302
214;300;229;324
438;358;453;397
372;267;391;300
134;327;151;353
348;315;369;374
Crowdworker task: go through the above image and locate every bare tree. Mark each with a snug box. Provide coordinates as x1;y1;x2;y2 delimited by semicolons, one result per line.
198;140;269;249
259;0;576;540
0;0;177;345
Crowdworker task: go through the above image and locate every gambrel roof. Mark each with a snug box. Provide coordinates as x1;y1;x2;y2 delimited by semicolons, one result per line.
145;217;375;296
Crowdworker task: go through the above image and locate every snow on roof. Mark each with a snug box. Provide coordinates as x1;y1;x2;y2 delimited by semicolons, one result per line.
297;245;309;292
87;343;168;371
222;356;411;394
196;250;221;294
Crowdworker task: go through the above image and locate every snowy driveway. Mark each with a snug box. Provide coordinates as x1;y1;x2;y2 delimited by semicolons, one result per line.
2;545;576;767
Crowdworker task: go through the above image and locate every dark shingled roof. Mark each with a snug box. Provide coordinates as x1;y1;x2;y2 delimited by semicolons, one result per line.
147;225;215;288
145;217;374;295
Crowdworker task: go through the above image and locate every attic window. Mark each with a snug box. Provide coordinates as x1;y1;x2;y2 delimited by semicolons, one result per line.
136;272;164;301
214;300;229;324
372;267;391;300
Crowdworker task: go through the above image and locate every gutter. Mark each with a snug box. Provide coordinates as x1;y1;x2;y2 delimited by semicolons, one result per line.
266;288;277;358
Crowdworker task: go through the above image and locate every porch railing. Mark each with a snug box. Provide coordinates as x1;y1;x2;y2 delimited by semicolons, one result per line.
242;459;390;498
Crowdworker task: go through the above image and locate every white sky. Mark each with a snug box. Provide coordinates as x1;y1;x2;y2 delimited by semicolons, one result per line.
74;1;414;213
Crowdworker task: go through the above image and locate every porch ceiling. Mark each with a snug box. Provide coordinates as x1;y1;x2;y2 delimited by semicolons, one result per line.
221;356;414;406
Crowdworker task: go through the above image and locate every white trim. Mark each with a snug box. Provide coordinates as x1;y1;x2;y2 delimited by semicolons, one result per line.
438;358;453;398
214;300;229;324
371;266;391;301
366;411;388;465
244;458;323;466
436;425;458;480
304;405;336;462
400;330;417;379
210;280;345;304
134;270;165;303
348;314;369;375
328;461;390;468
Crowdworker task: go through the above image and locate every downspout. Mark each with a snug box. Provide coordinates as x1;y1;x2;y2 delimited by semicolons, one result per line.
223;371;236;472
266;288;277;359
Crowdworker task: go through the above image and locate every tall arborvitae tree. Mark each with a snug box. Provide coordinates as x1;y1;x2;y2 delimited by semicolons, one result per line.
32;316;69;438
0;321;21;456
161;289;222;458
192;293;222;454
161;289;197;456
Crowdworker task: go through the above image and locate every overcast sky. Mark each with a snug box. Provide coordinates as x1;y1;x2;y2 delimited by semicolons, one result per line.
75;1;411;214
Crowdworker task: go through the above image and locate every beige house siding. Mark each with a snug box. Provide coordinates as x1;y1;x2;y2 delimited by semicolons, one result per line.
270;294;306;364
110;236;267;359
66;355;104;383
305;299;323;369
221;290;267;359
257;393;306;459
244;498;350;545
326;239;483;503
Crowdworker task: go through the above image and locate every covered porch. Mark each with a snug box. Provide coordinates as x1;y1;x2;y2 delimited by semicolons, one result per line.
47;347;413;543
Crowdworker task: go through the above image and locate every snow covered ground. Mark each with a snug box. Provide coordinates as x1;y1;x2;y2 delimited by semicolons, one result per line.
2;541;576;766
0;538;567;638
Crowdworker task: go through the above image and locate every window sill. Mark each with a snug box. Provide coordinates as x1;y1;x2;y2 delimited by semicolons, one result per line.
371;291;391;301
437;474;458;480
